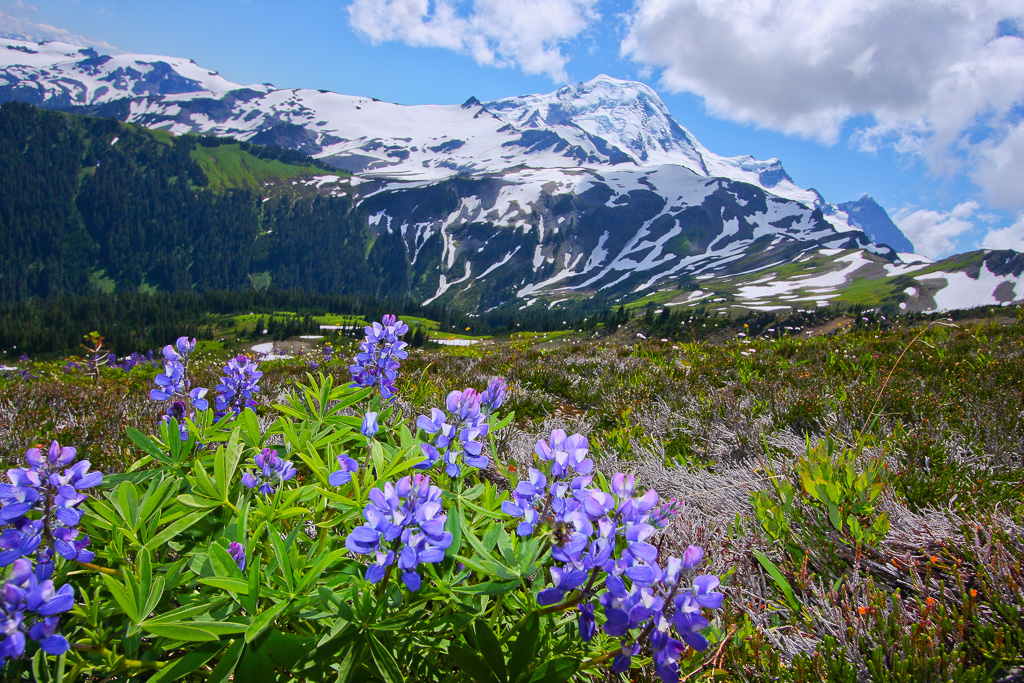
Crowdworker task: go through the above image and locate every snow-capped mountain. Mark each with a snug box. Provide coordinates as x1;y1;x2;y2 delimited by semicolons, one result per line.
2;37;1020;313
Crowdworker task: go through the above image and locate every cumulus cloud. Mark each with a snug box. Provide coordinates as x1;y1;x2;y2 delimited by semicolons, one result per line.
622;0;1024;208
346;0;599;81
893;201;980;259
0;9;119;52
981;212;1024;252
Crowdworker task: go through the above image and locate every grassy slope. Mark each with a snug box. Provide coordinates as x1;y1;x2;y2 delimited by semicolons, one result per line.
1;315;1022;680
190;143;342;192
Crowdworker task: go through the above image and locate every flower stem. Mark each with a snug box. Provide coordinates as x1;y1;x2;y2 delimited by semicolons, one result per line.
74;560;121;577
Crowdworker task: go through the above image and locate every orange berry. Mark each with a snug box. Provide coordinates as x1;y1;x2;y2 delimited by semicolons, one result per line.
857;607;867;615
926;597;935;606
930;555;939;563
970;589;978;598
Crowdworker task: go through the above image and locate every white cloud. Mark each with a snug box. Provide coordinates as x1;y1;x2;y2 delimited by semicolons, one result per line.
346;0;599;81
981;212;1024;251
894;201;980;259
0;9;119;52
622;0;1024;208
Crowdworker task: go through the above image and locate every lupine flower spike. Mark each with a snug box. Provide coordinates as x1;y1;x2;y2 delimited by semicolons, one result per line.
345;474;452;591
0;441;102;579
240;449;295;496
501;431;723;683
350;315;409;400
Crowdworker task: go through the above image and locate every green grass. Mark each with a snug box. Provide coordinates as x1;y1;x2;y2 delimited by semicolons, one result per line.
191;144;340;192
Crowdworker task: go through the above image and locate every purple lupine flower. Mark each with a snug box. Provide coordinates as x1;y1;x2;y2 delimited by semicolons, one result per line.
350;315;409;400
240;449;295;496
416;389;490;477
323;344;334;362
497;429;722;683
215;355;262;418
0;442;101;575
536;430;593;479
149;337;208;437
344;474;452;591
0;558;74;665
361;412;379;439
328;454;359;487
481;377;507;415
228;542;246;571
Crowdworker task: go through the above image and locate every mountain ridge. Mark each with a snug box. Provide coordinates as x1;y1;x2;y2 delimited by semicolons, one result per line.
1;37;1021;314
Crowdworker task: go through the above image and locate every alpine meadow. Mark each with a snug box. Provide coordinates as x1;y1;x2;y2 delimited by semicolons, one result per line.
0;9;1022;683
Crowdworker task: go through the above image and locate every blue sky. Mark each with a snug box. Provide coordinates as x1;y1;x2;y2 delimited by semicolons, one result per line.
1;0;1022;258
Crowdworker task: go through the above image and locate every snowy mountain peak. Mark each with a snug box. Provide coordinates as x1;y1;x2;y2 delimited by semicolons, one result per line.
484;74;708;173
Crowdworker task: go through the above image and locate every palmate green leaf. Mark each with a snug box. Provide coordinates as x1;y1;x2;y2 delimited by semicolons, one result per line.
460;523;502;565
507;612;540;683
369;635;405;683
209;543;245;579
495;528;516;567
445;507;463;559
475;621;507;682
204;638;245;683
113;481;140;529
176;493;219;510
245;600;289;643
214;430;245;503
140;622;220;642
456;555;520;582
526;657;577;683
451;579;522;596
101;574;140;623
448;644;500;683
145;641;223;683
125;426;171;465
144;508;209;551
198;577;249;594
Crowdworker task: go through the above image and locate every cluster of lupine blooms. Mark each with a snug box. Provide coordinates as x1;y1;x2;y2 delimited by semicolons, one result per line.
108;350;161;373
65;349;161;374
344;474;452;591
502;430;722;683
0;558;75;664
0;442;102;664
149;337;209;432
349;314;409;400
240;449;296;496
416;378;506;477
228;542;246;571
148;338;263;432
214;355;263;418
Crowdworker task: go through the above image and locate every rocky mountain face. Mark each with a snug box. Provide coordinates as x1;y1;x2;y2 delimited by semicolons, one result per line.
837;195;915;254
1;37;1020;313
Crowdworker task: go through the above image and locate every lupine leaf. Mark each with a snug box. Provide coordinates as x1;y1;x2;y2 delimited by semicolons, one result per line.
141;622;220;642
145;641;223;682
445;508;463;559
198;577;249;594
448;645;500;683
451;579;521;595
245;601;289;643
526;657;577;683
144;509;208;551
475;621;507;682
204;638;245;683
369;636;405;683
508;612;540;682
496;528;516;567
101;574;140;623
